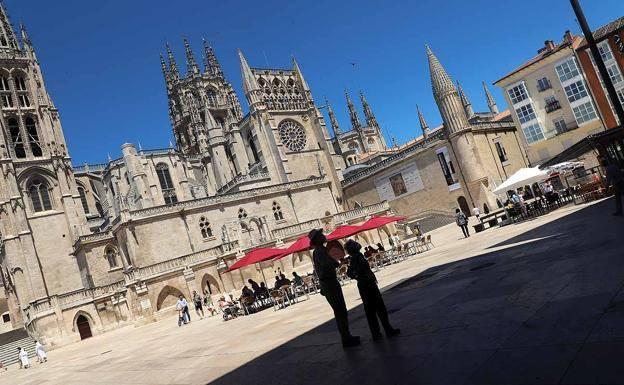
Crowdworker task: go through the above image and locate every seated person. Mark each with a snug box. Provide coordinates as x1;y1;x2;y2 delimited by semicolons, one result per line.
364;246;373;258
292;271;303;287
259;282;269;297
279;273;292;287
376;242;385;252
241;285;255;301
368;245;379;255
218;296;239;318
274;275;282;290
248;279;261;294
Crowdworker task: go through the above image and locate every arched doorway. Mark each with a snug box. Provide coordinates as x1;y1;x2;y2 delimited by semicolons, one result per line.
156;285;184;311
457;196;471;217
201;274;220;295
76;315;92;340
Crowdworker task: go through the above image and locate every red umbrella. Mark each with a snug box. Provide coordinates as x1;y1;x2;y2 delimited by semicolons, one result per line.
326;224;367;241
359;215;407;231
272;235;312;261
226;247;286;272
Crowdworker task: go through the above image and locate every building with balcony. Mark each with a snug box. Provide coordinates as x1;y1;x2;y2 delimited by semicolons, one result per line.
495;31;605;166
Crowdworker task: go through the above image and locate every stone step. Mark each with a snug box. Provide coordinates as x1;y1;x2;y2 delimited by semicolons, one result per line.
0;330;37;366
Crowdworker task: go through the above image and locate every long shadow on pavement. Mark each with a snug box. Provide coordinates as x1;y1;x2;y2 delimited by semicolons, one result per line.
210;199;624;385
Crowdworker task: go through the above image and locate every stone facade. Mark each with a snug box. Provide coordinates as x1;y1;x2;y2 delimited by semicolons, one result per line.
0;5;532;348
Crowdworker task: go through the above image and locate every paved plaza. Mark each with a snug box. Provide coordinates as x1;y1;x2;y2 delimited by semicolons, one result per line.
3;198;624;385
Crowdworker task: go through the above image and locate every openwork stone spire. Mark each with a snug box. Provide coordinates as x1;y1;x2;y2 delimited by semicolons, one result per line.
184;38;199;77
238;49;261;106
203;38;223;78
325;97;341;136
345;90;361;130
427;45;456;102
360;90;378;128
166;43;179;82
483;81;499;114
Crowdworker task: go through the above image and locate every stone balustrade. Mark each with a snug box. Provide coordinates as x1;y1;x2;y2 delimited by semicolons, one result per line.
216;171;270;195
272;218;323;239
333;201;390;223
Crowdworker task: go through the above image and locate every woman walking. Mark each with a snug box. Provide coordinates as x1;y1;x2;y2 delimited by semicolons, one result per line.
455;208;470;238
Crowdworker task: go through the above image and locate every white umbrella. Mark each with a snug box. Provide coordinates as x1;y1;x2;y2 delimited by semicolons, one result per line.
493;167;550;195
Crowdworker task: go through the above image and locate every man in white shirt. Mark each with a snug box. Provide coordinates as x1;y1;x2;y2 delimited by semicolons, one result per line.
176;295;190;324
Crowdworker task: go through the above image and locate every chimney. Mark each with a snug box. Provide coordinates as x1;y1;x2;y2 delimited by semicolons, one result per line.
545;40;556;50
563;30;573;44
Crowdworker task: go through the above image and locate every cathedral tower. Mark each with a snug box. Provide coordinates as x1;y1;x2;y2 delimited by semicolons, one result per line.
427;45;486;184
0;4;87;325
163;39;248;190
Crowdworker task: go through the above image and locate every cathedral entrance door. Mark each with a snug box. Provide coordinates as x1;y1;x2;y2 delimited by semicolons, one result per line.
76;315;92;340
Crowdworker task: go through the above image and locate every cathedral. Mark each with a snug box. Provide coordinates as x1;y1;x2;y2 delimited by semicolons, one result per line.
0;3;528;346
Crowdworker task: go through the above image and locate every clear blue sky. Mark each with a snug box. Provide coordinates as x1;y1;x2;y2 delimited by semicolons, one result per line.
7;0;623;164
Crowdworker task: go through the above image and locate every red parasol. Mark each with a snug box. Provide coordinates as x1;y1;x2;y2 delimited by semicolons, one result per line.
326;224;367;241
359;215;407;231
272;235;312;261
226;247;286;272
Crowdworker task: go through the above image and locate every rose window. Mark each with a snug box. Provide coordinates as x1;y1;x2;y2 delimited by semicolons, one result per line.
278;120;306;152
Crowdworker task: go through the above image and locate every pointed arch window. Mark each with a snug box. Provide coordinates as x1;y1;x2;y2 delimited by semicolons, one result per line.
29;178;52;212
206;89;218;105
272;201;284;221
8;118;25;158
105;247;118;269
0;76;9;91
0;35;7;47
25;117;42;157
199;216;213;239
156;163;177;204
247;132;260;164
15;76;26;91
78;186;89;214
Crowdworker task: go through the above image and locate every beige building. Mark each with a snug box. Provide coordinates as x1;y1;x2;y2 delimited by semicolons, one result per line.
342;47;529;227
495;31;605;166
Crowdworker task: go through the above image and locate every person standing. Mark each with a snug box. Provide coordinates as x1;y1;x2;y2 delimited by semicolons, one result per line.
309;229;360;348
603;159;623;216
455;208;470;238
17;347;29;369
192;290;204;319
472;206;481;220
176;295;191;324
35;341;47;363
345;240;400;341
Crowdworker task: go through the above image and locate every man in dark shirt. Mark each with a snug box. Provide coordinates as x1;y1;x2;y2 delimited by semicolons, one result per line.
603;159;623;216
345;240;400;341
309;228;360;348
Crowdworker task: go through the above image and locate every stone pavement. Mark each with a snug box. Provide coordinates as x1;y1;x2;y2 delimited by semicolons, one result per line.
3;198;623;385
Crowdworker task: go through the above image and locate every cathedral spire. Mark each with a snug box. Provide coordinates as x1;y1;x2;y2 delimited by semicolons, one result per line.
416;104;429;138
426;45;469;136
483;81;499;114
325;97;341;136
20;23;36;60
203;38;223;77
359;91;379;128
0;4;18;51
345;90;361;130
166;43;179;82
456;81;474;118
160;53;169;85
292;56;310;91
183;38;199;77
239;49;261;106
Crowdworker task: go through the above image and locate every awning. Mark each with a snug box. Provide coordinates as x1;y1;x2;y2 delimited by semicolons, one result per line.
492;167;550;195
271;235;312;262
540;126;624;168
226;247;286;272
360;215;407;231
327;225;366;241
